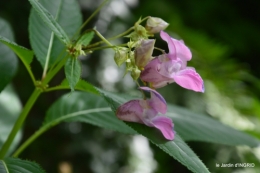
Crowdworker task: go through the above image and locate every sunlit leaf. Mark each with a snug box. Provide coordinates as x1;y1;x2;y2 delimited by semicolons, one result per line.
29;0;82;68
0;157;45;173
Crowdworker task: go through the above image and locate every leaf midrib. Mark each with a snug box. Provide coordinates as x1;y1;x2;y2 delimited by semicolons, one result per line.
0;160;9;173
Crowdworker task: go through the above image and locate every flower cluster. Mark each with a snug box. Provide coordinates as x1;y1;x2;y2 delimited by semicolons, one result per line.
115;17;204;140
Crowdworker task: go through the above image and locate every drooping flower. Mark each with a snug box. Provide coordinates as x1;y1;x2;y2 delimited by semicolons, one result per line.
116;87;175;140
146;17;169;34
140;31;204;92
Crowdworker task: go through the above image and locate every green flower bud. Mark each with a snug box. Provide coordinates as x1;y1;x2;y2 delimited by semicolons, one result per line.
135;39;155;69
146;17;169;34
131;67;141;80
114;47;128;66
130;25;148;41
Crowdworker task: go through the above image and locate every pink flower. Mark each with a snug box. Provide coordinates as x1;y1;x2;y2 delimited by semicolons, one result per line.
116;87;175;140
140;31;204;92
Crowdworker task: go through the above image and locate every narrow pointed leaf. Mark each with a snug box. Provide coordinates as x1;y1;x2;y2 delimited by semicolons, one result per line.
64;58;81;91
0;85;22;156
76;31;94;47
166;105;260;147
0;157;45;173
60;79;99;94
0;18;18;92
29;0;82;68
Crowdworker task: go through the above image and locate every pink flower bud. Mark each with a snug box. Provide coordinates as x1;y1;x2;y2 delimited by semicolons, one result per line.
146;17;169;34
135;39;155;69
116;87;175;140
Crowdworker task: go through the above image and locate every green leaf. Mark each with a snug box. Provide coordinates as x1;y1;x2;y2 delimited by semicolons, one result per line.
44;92;135;135
29;0;82;68
0;36;35;84
28;0;70;44
76;31;94;47
13;91;135;157
0;18;18;92
0;85;22;156
60;79;99;95
98;88;260;147
98;90;210;173
45;91;209;173
166;105;260;147
64;58;81;91
0;157;45;173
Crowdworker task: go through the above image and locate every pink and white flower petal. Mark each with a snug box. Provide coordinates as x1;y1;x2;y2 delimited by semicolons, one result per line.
151;116;175;140
172;68;204;92
140;87;167;114
116;100;143;123
160;31;192;61
140;58;174;88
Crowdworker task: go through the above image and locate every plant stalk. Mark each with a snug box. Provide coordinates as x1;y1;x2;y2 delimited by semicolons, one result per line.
0;89;41;159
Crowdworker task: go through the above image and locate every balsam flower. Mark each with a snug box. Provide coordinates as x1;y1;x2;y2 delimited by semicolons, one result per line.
116;87;175;140
140;31;204;92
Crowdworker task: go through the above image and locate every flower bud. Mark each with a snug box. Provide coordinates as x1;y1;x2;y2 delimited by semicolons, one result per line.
146;17;169;34
131;67;141;80
114;47;128;66
135;39;155;69
131;25;147;41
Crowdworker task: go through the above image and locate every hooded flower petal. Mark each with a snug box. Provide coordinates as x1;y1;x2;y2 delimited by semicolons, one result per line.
172;68;204;92
116;87;175;140
116;100;143;123
160;31;192;61
150;116;175;140
140;87;167;114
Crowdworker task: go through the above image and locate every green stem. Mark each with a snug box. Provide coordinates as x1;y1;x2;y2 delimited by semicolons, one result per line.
84;44;127;52
138;16;150;25
154;47;166;54
42;32;55;80
13;107;111;157
0;89;41;159
135;81;146;99
42;55;69;85
109;27;134;40
12;123;53;158
86;27;134;48
73;0;110;39
93;29;114;48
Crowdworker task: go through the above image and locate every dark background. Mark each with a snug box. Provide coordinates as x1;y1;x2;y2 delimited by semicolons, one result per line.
1;0;260;172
